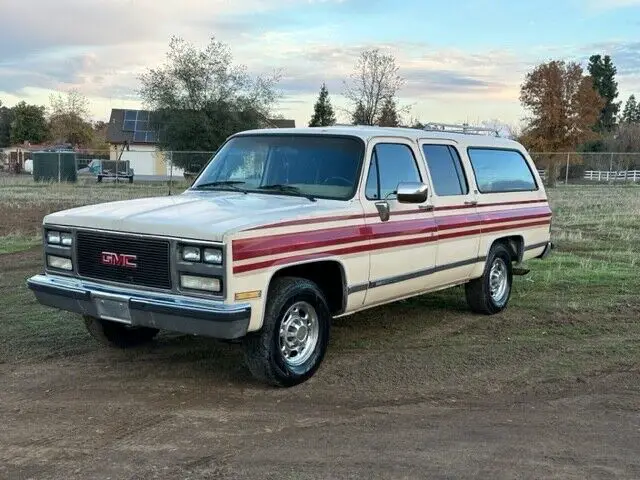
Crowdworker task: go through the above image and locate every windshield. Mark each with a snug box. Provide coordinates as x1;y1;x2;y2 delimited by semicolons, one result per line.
191;134;365;200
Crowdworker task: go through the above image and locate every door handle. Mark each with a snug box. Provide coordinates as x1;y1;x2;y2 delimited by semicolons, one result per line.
464;200;478;205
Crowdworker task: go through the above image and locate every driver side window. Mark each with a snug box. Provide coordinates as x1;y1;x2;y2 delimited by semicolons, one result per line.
365;143;422;200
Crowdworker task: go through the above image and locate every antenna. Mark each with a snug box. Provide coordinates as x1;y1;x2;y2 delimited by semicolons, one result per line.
422;122;500;137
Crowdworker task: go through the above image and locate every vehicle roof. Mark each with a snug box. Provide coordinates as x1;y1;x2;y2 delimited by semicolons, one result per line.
234;125;525;149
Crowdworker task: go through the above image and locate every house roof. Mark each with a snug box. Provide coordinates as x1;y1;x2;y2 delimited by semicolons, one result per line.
105;108;296;145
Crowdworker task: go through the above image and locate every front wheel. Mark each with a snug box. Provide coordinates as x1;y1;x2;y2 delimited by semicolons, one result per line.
84;316;159;348
465;243;513;315
243;277;331;387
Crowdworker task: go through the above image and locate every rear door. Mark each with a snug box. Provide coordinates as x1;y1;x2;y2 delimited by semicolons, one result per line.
419;141;482;286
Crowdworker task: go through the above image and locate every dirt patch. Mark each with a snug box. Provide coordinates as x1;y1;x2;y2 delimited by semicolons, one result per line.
1;346;638;480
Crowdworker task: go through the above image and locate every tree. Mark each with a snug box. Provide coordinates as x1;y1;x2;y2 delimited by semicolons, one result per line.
519;60;604;186
0;101;13;147
377;97;400;127
344;49;404;126
588;54;620;132
139;36;281;169
48;89;94;146
621;94;640;124
351;101;366;125
10;101;48;145
308;83;336;127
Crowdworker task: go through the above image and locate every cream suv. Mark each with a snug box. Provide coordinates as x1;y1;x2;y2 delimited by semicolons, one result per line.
28;124;552;387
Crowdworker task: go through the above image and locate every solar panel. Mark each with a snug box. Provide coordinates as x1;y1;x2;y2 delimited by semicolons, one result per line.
123;110;158;143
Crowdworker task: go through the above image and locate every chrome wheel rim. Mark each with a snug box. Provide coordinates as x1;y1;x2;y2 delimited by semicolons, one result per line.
489;258;509;303
279;301;320;367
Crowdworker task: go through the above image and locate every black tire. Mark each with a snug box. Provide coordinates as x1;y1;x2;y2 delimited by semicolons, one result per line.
242;277;331;387
465;243;513;315
97;175;102;183
84;316;159;348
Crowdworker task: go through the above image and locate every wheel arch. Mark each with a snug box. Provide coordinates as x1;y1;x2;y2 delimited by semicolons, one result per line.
263;258;348;318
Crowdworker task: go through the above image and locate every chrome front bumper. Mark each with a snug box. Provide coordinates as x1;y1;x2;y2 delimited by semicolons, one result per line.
27;274;251;339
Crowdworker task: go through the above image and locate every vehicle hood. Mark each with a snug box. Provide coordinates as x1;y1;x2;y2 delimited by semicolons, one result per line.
43;190;353;242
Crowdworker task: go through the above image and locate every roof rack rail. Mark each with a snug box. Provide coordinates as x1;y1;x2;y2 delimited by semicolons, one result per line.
422;122;500;137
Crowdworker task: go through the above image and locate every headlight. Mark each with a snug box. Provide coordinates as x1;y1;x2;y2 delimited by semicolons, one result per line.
47;255;73;271
47;231;61;245
203;248;222;264
182;246;201;262
60;232;73;246
180;274;221;292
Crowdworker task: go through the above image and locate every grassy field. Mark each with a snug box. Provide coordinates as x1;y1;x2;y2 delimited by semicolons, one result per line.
1;180;639;478
1;179;638;384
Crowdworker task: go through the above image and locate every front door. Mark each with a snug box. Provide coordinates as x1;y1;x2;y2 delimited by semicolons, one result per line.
360;138;437;306
419;142;481;286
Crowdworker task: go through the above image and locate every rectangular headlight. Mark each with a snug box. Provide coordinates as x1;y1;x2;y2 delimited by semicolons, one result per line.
47;255;72;271
182;246;201;262
203;248;223;264
180;274;221;292
47;231;61;245
60;232;73;246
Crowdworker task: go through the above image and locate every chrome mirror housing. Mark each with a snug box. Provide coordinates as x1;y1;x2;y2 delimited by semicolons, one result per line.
396;182;429;204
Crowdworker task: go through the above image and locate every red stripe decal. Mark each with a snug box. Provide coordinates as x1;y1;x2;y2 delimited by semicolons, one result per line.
233;207;551;261
233;218;551;274
245;199;549;230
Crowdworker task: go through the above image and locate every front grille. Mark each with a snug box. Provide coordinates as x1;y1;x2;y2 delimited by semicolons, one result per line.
76;231;171;289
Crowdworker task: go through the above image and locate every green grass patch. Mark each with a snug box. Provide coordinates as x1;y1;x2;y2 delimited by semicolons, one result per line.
0;234;41;254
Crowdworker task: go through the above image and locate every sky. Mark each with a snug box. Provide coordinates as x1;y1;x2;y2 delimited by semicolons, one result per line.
1;0;639;128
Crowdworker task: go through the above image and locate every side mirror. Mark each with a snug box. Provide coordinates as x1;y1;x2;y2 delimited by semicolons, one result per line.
396;182;429;204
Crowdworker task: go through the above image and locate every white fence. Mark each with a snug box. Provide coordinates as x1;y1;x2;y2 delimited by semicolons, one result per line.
583;170;640;182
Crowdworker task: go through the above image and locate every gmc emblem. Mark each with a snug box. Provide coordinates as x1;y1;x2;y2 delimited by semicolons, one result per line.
101;251;138;268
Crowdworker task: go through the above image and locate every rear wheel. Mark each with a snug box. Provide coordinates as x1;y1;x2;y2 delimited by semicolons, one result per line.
465;243;513;315
243;277;330;387
84;316;159;348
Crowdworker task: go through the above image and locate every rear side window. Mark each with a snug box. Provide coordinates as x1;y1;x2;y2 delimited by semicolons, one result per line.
422;144;468;196
365;143;421;200
467;148;537;193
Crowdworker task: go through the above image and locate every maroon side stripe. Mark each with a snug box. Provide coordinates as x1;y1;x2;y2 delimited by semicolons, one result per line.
233;218;551;274
233;207;551;261
246;199;549;230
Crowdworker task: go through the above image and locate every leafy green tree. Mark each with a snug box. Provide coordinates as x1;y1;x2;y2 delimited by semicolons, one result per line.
48;90;94;146
0;101;13;147
376;97;400;127
588;54;620;132
308;83;336;127
621;94;640;124
139;35;281;170
10;101;48;145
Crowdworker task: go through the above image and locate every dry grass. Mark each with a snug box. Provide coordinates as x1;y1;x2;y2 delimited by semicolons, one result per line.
0;180;638;394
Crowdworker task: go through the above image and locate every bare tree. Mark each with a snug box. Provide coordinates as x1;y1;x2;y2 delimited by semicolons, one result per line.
343;49;404;125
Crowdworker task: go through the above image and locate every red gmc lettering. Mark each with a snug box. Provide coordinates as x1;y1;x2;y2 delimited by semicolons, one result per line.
101;252;137;268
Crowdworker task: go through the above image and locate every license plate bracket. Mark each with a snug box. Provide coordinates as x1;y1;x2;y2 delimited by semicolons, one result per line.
94;294;132;324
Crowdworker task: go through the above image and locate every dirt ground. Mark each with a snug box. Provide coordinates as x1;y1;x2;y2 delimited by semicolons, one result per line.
1;248;639;480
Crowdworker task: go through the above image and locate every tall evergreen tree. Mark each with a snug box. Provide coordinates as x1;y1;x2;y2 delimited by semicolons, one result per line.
621;94;640;124
10;101;48;145
376;97;400;127
351;101;366;125
588;54;620;132
308;83;336;127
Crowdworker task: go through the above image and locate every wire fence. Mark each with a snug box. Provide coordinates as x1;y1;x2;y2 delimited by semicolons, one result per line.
530;152;640;185
2;149;640;194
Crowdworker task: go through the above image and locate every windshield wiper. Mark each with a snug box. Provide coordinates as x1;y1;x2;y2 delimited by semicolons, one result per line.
257;184;316;202
193;180;247;193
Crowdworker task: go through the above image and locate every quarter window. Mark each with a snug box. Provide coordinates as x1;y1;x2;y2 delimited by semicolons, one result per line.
365;143;421;200
467;148;537;193
422;144;468;196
